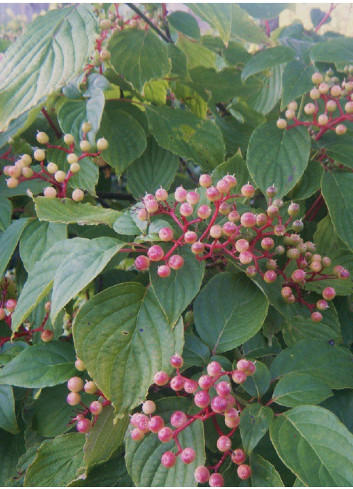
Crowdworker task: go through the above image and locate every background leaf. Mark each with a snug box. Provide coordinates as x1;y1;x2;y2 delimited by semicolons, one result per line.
240;404;273;453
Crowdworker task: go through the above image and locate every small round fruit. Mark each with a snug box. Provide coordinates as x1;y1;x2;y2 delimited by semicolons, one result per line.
191;242;205;255
240;212;256;228
194;390;210;408
180;203;193;217
157;265;171;278
155;188;168;201
154;371;169;386
142;400;156;415
304;103;316;115
21;154;32;166
34;149;46;161
67;153;78;164
170;411;187;428
67;376;84;393
207;361;222;377
310;88;320;100
174;186;187;202
184;378;198;394
97;138;108;151
312;72;323;84
82;122;92;133
72;189;84;202
44;187;57;198
276;118;287;129
311;311;323;322
232;370;247;384
148;415;164;433
90;401;103;415
318;114;328;126
194;466;210;484
158;427;174;443
291;269;306;283
77;418;92;433
70;163;81;174
206;186;221;202
80;140;91;152
47;162;58;174
186;191;200;205
170;354;183;368
54;170;66;183
322;287;336;301
336;124;347;135
231;449;246;465
100;49;111;62
67;392;81;406
209;473;224;487
84;381;98;394
237;464;252;480
216;381;231;398
217;435;231;452
7;178;19;188
319;82;330;94
241;183;255;197
36;131;49;144
135;255;150;271
197;204;211;220
184;231;197;244
180;447;196;464
199;174;212;187
131;428;144;441
168;255;184;270
41;330;54;342
64;134;75;145
161;451;176;468
326;100;337;112
285;109;295;120
331;85;342;97
75;358;85;371
210;396;228;414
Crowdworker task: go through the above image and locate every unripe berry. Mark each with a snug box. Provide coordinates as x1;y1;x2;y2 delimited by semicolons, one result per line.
241;183;255;197
326;100;337;112
75;358;85;371
161;451;176;468
84;381;98;394
194;466;210;484
216;381;231;398
288;202;300;216
175;186;187;202
264;270;277;283
155;188;168;201
82;122;92;133
41;329;54;342
310;88;320;100
90;401;103;415
54;170;66;183
331;85;342;97
241;212;256;228
7;178;19;188
225;407;240;424
231;449;246;465
131;428;144;441
191;242;205;255
70;163;80;175
158;427;174;442
336;124;347;135
21;154;32;166
287;248;300;260
345;101;353;113
184;378;198;394
34;149;46;161
318;82;330;94
158;265;171;278
304;103;316;115
76;418;92;433
318;114;328;126
232;370;247;384
67;392;81;406
246;266;257;277
97;138;108;151
194;390;210;408
287;101;298;111
64;134;74;145
135;255;150;271
181;447;196;464
159;227;173;242
219;202;230;215
276;118;287;129
47;162;58;174
186;191;200;205
237;464;252;480
322;287;336;301
8;166;21;178
148;415;164;433
67;153;78;164
168;255;184;270
209;473;224;487
312;72;323;84
275;245;285;255
316;299;328;311
206;186;221;202
267;205;279;218
216;179;230;194
199;174;212;187
180;203;193;217
72;189;84;202
310;260;322;273
207;361;222;377
239;251;253;265
148;245;164;262
67;376;84;393
184;231;197;244
197;204;211;220
235;239;249;252
285;109;295;120
321;256;331;268
292;269;306;283
228;211;240;222
209;225;221;239
236;359;250;372
261;237;274;250
154;371;169;386
244;361;256;376
22;167;33;178
223;174;237;188
311;311;323;323
222;222;237;237
266;185;278;198
170;410;187;428
217;435;231;452
145;198;158;213
211;396;228;413
80;140;91;152
100;49;111;62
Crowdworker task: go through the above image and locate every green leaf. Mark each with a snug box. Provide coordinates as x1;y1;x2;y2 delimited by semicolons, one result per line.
247;122;311;198
288;161;323;201
19;220;67;272
176;35;216;70
0;172;47;197
0;5;98;131
11;238;86;331
250;453;284;486
73;283;184;415
281;60;315;109
311;37;353;64
283;312;342;346
0;196;12;231
0;218;29;278
183;331;211;369
127;136;179;199
150;246;205;327
168;44;188;77
190;66;250;102
50;237;124;321
113;206;146;236
273;372;333;407
25;433;85;486
109;29;170;92
230;4;268;44
270;405;353;486
242;361;271;398
189;4;232;45
0;386;18;434
321;171;353;251
321;389;353;433
194;272;268;354
212;152;253;193
96;101;147;176
0;342;75;388
75;457;133;487
242;46;295;81
270;340;353;389
174;82;208;118
147;105;225;171
84;406;129;469
240;404;273;454
34;197;120;227
247;65;284;115
243;4;290;19
168;11;200;40
125;397;205;486
0;429;25;486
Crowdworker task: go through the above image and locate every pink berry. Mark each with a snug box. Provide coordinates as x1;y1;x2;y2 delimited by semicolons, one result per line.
186;191;200;205
197;204;211;219
148;415;164;433
219;202;230;215
216;381;231;398
225;408;240;428
194;465;210;484
256;213;267;226
159;227;174;242
135;255;150;271
217;435;232;452
90;401;103;415
175;186;187;202
239;251;253;265
170;411;187;428
76;418;91;433
211;396;228;413
184;378;198;393
223;174;237;188
194;390;210;408
170;355;184;370
161;451;177;468
246;266;257;277
198;375;213;390
74;358;85;371
155;188;168;201
261;237;274;250
67;392;81;406
311;311;323;322
235;239;249;252
222;222;237;237
264;270;277;283
84;381;97;394
322;286;336;301
145;199;158;213
168;255;184;270
237;464;252;480
210;225;222;239
232;370;247;384
226;395;236;410
130;413;143;427
131;428;144;441
184;231;197;244
199;174;212;187
339;269;350;280
158;427;174;443
206;186;221;202
240;212;256;228
236;359;249;372
316;299;328;310
216;179;230;194
154;371;169;386
158;265;171;278
231;449;246;465
147;245;164;262
181;447;196;464
67;376;84;393
228;211;240;222
41;330;54;342
180;203;194;217
267;205;279;218
288;202;300;216
291;269;306;283
170;375;184;391
0;308;6;320
142;400;156;414
207;361;222;377
138;415;150;433
5;299;17;311
241;183;255;197
209;473;224;487
191;242;205;255
137;208;148;221
244;361;256;376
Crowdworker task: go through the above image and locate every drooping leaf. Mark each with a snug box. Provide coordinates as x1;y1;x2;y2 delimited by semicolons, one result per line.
250;453;284;486
0;218;29;278
240;404;273;453
242;46;295;81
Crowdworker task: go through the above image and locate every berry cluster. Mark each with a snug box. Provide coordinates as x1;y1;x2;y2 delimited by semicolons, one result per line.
66;358;111;433
277;70;353;141
4;122;108;200
130;355;255;486
132;175;349;322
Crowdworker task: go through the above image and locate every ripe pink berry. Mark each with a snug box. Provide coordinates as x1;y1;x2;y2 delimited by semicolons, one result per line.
261;237;274;250
155;188;168;201
241;183;255;197
264;270;277;283
291;269;306;283
170;411;187;428
232;370;247;384
5;299;17;311
0;308;6;320
184;378;198;393
216;179;230;194
311;311;323;323
198;375;213;390
147;245;164;262
210;225;222;239
228;211;240;222
181;447;196;464
209;472;224;487
194;465;210;484
239;251;253;265
131;428;144;441
216;381;231;398
158;265;171;278
235;239;249;252
67;376;84;393
184;231;197;244
222;222;237;236
170;375;184;391
84;381;97;394
316;299;328;311
211;396;228;413
246;266;257;278
180;203;194;217
67;392;81;406
236;359;249;372
323;287;336;301
90;401;103;415
142;400;156;414
197;204;212;220
256;213;267;227
266;185;278;198
226;395;236;410
224;408;240;428
175;186;187;202
217;435;232;452
244;361;256;376
154;371;169;386
194;390;210;408
138;415;150;433
168;255;184;270
339;269;350;280
159;227;174;242
145;198;159;213
237;464;252;480
130;413;143;427
231;449;246;465
240;212;256;228
161;451;176;468
223;174;237;188
148;415;164;433
158;427;174;442
76;418;92;433
186;191;200;205
171;354;183;368
207;361;222;377
191;242;205;255
206;186;221;202
199;174;212;187
135;255;150;271
219;202;230;215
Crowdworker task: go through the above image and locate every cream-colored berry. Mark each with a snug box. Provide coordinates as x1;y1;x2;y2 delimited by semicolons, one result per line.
72;189;84;202
287;101;298;111
64;134;74;145
285;109;295;120
47;162;58;174
345;101;353;113
21;154;32;166
346;81;353;92
70;163;81;174
331;85;342;97
276;118;287;129
318;83;329;94
54;171;66;183
100;49;111;62
318;114;328;126
80;140;91;152
312;72;323;85
67;153;78;164
82;122;92;133
304;103;316;115
36;131;49;144
44;187;57;198
7;178;19;188
326;100;337;112
336;124;347;135
22;167;33;178
96;137;108;151
310;88;320;100
8;166;21;178
100;19;112;30
34;149;46;161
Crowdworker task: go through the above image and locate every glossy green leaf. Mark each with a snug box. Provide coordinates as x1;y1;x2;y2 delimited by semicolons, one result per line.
146;106;225;171
189;4;232;45
50;237;124;321
0;342;75;388
109;29;170;92
250;453;284;486
247;65;284;115
183;331;211;369
0;386;18;434
190;66;250;102
25;433;85;486
194;273;268;354
73;283;184;415
247;122;311;198
273;372;333;407
240;404;273;453
311;37;353;64
288;161;323;201
270;405;353;486
212;152;253;193
283;311;342;346
0;196;11;231
281;60;315;109
176;35;216;70
168;44;188;77
242;46;295;81
0;218;29;278
242;361;271;398
168;11;200;40
0;5;98;131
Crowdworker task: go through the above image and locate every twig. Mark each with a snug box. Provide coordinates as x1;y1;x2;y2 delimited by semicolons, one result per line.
314;3;336;33
41;108;62;139
126;3;172;43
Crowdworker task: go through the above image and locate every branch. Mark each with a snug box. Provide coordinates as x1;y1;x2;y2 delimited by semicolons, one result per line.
314;3;336;33
126;3;172;43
